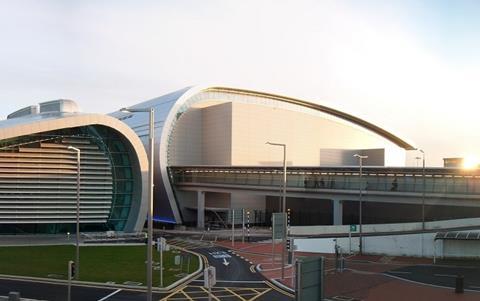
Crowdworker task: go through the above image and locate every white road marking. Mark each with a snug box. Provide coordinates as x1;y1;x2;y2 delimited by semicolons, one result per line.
215;279;266;283
434;274;457;278
389;271;411;274
97;289;122;301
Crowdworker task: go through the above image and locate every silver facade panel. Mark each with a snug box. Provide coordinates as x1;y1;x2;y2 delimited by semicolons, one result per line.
112;86;415;224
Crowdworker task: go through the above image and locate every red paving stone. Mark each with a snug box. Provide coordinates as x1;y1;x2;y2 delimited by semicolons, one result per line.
215;239;480;300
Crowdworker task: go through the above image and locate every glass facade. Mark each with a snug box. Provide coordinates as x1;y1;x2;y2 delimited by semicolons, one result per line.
169;166;480;195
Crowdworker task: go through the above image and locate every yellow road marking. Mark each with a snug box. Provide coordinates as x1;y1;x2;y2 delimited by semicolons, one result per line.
265;281;295;298
225;287;247;301
159;289;184;301
248;288;272;301
200;286;221;301
181;290;195;301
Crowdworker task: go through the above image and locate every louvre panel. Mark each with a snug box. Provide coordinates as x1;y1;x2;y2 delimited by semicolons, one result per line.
0;137;113;224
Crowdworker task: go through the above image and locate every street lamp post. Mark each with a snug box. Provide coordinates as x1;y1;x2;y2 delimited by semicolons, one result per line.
415;156;421;167
418;149;426;230
353;154;368;255
120;107;155;301
67;146;81;280
266;142;286;280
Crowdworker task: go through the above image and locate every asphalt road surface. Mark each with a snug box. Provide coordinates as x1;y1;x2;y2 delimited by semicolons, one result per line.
0;278;159;301
386;265;480;291
164;243;294;301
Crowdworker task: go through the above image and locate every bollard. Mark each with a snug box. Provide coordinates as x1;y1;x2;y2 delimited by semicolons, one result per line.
340;256;345;272
8;292;20;301
455;275;464;294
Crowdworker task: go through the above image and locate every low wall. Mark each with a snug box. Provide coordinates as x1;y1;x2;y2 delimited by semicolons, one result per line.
294;233;437;257
290;217;480;236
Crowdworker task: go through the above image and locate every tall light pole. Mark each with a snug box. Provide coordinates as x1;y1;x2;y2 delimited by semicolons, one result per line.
266;142;286;280
67;146;81;280
418;149;426;230
353;154;368;255
415;156;421;167
121;107;155;301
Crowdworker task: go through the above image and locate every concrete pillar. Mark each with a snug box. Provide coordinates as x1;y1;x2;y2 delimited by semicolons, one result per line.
197;191;205;229
333;199;343;225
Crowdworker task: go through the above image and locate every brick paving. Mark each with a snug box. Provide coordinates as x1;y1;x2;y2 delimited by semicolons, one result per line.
215;240;480;300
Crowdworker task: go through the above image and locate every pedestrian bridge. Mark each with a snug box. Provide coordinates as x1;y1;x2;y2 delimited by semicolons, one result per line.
168;166;480;226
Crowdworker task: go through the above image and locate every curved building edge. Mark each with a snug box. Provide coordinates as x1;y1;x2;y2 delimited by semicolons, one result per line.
112;85;416;225
0;112;149;233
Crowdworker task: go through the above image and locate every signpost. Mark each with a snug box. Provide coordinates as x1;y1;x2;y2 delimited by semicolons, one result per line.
228;209;245;246
272;212;287;278
204;266;216;301
67;260;75;301
272;212;287;240
231;209;235;247
295;256;325;301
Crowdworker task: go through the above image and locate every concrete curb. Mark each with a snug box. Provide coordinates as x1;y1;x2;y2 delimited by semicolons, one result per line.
164;245;203;291
269;278;295;294
255;264;295;294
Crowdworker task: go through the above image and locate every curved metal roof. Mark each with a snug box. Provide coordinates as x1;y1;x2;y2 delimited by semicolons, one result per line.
208;87;416;150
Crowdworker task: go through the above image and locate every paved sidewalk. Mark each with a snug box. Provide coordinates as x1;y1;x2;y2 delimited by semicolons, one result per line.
216;240;480;301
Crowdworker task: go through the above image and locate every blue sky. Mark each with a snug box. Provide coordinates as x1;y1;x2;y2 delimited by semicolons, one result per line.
0;0;479;166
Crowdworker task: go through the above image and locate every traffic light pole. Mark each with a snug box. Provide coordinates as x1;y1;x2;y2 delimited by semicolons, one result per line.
67;260;74;301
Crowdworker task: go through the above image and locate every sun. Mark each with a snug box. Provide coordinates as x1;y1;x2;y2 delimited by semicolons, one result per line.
463;155;480;169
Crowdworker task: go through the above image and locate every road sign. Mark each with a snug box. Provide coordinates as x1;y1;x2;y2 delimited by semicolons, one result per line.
204;266;216;287
272;213;287;240
156;237;166;252
295;256;324;301
227;209;244;224
350;225;357;232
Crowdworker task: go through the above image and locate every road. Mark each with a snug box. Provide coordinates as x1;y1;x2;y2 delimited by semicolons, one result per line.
0;278;159;301
0;238;293;301
161;240;293;301
386;265;480;291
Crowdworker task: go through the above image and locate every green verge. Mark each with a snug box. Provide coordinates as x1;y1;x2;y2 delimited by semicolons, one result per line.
0;245;199;286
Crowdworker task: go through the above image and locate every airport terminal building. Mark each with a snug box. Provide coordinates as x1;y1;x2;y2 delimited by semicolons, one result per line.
1;87;479;233
111;86;453;227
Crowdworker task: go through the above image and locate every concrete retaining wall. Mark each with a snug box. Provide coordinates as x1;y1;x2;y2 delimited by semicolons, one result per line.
294;233;437;257
290;217;480;236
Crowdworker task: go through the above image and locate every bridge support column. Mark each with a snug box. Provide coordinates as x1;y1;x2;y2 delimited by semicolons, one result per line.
333;199;343;225
197;191;205;229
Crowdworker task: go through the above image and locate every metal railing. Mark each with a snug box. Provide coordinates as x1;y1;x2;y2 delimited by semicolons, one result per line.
169;166;480;196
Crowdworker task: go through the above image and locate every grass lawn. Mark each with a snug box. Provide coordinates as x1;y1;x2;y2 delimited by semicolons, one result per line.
0;245;199;286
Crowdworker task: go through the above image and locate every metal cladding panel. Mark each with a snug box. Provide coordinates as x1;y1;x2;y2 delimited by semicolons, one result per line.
0;136;112;224
111;86;415;224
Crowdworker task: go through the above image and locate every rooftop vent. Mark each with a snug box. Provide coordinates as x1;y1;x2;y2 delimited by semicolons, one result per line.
39;99;79;114
7;105;39;119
